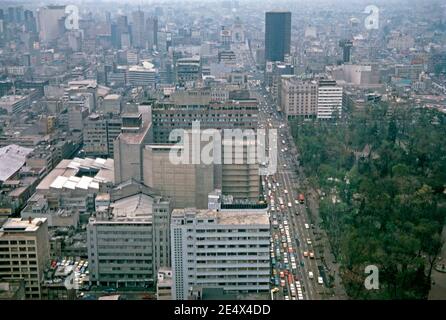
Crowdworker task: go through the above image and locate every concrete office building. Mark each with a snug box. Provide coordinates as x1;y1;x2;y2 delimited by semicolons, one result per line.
317;80;343;119
171;208;270;300
265;11;291;63
327;64;381;88
221;138;260;202
102;94;122;114
394;64;424;81
128;64;156;87
280;76;318;119
0;218;49;299
87;182;171;287
152;99;258;143
143;143;215;209
176;56;201;86
83;113;122;158
114;113;152;184
0;95;30;115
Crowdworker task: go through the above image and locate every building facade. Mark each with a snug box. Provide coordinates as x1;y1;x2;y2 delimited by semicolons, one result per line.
317;80;343;119
280;77;318;119
87;183;171;287
171;208;270;300
0;218;49;299
265;11;291;63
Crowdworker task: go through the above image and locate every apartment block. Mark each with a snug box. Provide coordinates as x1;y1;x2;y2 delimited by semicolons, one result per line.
87;182;171;287
171;208;270;300
83;113;122;158
280;76;318;119
0;218;49;299
152;99;258;143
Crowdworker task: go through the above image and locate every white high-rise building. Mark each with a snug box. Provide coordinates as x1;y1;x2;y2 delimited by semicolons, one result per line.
37;5;66;43
317;80;343;119
171;207;270;300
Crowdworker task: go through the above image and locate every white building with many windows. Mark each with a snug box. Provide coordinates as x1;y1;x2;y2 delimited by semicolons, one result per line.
171;207;270;300
317;79;343;119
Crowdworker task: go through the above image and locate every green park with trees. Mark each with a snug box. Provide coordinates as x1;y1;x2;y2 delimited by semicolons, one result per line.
290;103;446;299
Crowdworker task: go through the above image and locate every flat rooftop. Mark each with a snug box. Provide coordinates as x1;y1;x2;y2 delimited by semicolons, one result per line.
172;209;269;226
103;94;121;100
36;157;114;191
0;217;46;233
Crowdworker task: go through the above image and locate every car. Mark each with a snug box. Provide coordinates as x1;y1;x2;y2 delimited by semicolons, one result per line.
280;279;286;287
284;189;288;194
304;223;309;229
318;277;324;285
308;271;314;279
303;251;308;257
287;202;292;208
309;251;315;259
306;238;312;245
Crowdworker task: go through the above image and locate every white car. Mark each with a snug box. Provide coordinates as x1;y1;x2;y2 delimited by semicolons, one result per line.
287;202;292;208
284;189;288;194
304;223;309;229
306;238;312;245
318;277;324;285
308;271;314;279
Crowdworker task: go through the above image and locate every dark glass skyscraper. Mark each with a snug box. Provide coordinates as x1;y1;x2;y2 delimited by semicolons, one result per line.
265;11;291;63
339;40;353;63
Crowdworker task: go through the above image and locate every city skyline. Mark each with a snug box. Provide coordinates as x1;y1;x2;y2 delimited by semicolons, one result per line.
0;0;445;306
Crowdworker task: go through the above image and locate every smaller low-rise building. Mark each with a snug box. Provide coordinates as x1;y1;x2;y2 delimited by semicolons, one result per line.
156;268;172;300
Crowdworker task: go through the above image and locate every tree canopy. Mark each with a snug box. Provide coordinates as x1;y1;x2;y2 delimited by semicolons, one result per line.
291;103;446;299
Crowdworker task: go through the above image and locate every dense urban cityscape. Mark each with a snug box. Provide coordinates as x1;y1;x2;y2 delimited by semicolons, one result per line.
0;0;445;304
